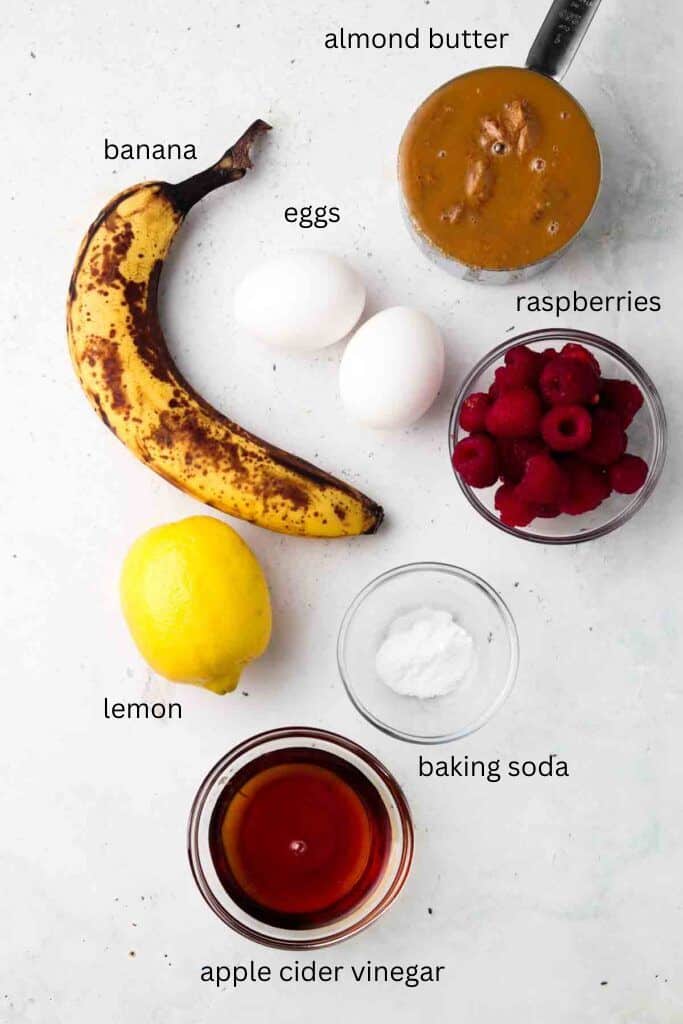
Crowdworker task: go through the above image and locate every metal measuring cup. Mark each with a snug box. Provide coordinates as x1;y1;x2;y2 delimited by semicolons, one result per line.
399;0;604;284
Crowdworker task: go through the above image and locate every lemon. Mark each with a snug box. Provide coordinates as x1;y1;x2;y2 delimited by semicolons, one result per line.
120;516;272;694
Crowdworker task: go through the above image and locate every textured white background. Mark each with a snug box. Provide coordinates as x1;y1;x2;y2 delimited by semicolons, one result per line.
2;0;682;1020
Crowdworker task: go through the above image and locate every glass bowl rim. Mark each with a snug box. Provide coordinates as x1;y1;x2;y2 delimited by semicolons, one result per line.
337;561;520;744
187;726;414;950
448;328;668;545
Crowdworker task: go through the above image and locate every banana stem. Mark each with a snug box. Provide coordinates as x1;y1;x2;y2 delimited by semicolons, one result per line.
170;119;272;212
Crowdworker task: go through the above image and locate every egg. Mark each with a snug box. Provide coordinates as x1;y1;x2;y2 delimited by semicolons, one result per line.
233;251;366;351
339;307;444;429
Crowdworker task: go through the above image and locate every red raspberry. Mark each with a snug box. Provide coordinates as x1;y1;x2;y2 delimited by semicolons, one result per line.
459;392;490;432
580;408;627;466
485;387;542;439
560;457;611;514
503;345;542;386
452;434;500;488
541;404;593;452
497;438;545;484
539;347;559;368
539;357;599;406
494;484;537;527
517;452;569;505
488;380;500;401
560;342;602;377
609;454;648;494
600;378;644;428
534;502;562;519
492;366;522;394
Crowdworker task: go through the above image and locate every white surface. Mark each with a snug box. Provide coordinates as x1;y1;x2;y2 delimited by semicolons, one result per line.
1;1;682;1021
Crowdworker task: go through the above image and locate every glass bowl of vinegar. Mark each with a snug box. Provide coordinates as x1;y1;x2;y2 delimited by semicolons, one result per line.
188;727;413;949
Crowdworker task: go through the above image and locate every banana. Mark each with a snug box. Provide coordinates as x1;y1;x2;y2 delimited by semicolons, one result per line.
67;121;383;538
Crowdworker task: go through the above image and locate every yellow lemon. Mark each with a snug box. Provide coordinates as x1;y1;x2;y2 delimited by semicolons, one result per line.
120;516;272;694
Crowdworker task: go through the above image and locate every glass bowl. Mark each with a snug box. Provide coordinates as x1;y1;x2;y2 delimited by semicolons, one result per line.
188;727;413;949
337;563;519;744
449;329;667;544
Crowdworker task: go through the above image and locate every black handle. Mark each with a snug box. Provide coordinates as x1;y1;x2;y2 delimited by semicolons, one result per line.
526;0;603;80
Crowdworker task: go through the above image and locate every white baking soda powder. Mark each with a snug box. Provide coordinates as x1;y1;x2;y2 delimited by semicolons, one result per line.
375;607;474;699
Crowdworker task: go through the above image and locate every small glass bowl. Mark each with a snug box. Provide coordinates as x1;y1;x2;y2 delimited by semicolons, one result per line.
337;563;519;744
449;329;667;544
187;727;413;949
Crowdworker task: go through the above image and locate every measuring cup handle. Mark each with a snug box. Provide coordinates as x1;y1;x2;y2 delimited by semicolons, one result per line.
526;0;603;80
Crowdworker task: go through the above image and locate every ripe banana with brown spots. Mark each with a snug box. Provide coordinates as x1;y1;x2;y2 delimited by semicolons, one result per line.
67;121;383;537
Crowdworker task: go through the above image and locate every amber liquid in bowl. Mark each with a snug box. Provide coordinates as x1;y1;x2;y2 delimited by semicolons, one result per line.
208;747;391;929
399;66;601;271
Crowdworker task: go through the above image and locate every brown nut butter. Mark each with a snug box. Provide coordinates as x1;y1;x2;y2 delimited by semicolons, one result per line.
399;66;601;271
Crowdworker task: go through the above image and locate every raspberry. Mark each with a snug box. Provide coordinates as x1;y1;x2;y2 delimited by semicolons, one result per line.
600;378;644;428
580;408;627;466
485;387;542;439
517;452;569;505
497;438;545;484
503;345;542;386
560;457;611;514
560;342;602;377
534;502;562;519
494;484;537;527
452;434;500;488
540;356;599;406
539;347;559;368
492;366;522;394
459;392;490;432
541;404;593;452
609;454;648;494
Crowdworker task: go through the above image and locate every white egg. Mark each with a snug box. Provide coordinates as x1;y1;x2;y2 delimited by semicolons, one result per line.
233;251;366;351
339;307;445;429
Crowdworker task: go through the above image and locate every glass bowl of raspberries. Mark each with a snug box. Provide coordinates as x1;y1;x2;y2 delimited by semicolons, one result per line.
449;329;667;543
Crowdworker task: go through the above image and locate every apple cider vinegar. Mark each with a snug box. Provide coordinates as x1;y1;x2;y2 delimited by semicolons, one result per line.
208;747;391;928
